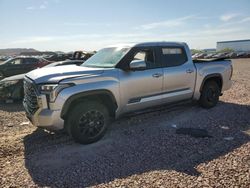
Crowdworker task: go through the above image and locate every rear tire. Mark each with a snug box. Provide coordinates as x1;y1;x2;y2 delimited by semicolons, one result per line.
199;81;220;108
66;101;110;144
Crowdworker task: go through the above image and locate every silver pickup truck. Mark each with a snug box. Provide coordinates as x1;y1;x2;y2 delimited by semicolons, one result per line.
23;42;233;144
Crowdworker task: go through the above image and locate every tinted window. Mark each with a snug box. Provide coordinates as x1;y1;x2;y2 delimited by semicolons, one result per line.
161;47;187;67
24;58;39;64
132;50;156;69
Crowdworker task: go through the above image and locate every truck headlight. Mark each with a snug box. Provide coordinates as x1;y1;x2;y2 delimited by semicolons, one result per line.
39;83;74;102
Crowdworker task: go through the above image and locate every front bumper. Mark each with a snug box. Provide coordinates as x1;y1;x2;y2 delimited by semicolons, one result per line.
24;95;64;130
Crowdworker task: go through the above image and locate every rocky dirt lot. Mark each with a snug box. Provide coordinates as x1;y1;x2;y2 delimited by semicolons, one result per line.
0;59;250;188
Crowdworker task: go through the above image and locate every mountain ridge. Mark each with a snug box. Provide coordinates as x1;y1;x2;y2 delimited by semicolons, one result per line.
0;48;39;56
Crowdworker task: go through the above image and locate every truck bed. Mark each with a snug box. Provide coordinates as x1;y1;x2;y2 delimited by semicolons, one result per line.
193;57;228;63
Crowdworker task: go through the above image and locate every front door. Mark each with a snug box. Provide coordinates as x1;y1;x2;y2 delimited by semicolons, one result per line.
119;47;163;113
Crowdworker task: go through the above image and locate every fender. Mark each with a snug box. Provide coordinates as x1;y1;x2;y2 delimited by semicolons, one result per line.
61;89;118;118
199;73;223;92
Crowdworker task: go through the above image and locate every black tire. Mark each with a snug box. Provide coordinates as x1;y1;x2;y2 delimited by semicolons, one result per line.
66;101;110;144
199;81;220;108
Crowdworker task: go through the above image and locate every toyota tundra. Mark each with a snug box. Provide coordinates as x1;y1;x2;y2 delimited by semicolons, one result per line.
23;42;233;144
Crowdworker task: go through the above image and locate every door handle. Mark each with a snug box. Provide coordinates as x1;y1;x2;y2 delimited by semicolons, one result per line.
186;69;194;74
152;73;163;78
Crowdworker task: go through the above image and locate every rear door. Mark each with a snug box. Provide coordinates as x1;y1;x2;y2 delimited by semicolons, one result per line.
160;46;196;103
119;47;164;113
23;58;39;72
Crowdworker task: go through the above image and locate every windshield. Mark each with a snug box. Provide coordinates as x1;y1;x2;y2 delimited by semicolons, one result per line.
82;47;130;68
2;58;13;64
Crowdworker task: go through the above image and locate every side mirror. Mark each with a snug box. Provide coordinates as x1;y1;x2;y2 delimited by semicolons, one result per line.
129;60;146;71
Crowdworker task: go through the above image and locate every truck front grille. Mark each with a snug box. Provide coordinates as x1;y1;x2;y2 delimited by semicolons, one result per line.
23;78;39;115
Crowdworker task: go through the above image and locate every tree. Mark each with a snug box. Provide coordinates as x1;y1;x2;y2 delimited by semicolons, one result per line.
218;48;234;53
191;49;204;55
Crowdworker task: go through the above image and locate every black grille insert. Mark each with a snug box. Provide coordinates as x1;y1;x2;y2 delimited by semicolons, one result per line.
23;78;39;115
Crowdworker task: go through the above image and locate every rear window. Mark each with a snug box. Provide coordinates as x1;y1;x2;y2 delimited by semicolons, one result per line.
24;58;39;64
161;47;187;67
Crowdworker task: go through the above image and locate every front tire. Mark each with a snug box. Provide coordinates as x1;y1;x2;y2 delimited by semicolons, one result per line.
66;101;110;144
199;81;220;108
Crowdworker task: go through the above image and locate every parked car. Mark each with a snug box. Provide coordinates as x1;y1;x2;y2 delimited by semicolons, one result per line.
0;60;84;102
225;52;237;59
195;53;207;59
23;42;233;144
74;51;95;60
0;57;51;80
211;53;226;59
44;53;70;62
0;56;10;62
236;52;247;58
191;53;199;59
246;52;250;58
204;53;216;59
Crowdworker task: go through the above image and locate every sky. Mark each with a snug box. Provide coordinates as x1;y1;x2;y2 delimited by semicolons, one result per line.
0;0;250;52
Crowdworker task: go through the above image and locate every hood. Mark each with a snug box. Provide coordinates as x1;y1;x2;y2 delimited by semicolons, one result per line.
1;73;25;82
26;65;104;84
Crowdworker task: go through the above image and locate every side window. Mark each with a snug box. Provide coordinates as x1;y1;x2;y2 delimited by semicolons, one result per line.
161;47;187;67
12;59;22;65
132;50;156;69
134;51;146;61
24;58;39;64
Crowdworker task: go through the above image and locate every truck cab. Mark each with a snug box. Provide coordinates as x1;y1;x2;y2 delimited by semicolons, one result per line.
116;42;196;112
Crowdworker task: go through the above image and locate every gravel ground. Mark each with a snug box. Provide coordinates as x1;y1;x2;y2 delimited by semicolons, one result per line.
0;59;250;188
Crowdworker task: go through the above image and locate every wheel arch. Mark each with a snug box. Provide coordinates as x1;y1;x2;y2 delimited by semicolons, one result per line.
61;89;118;119
200;73;223;92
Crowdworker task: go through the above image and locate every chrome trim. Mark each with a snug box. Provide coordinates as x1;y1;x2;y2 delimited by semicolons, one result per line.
128;88;190;104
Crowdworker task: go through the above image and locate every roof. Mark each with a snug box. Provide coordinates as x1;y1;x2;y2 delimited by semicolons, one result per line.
217;39;250;44
108;41;187;48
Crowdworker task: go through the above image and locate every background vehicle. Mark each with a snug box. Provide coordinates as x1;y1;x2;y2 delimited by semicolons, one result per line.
0;56;10;62
0;60;84;102
236;52;247;58
70;51;95;60
44;51;95;62
44;53;70;62
0;57;51;80
204;53;215;59
23;42;233;144
225;52;237;59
